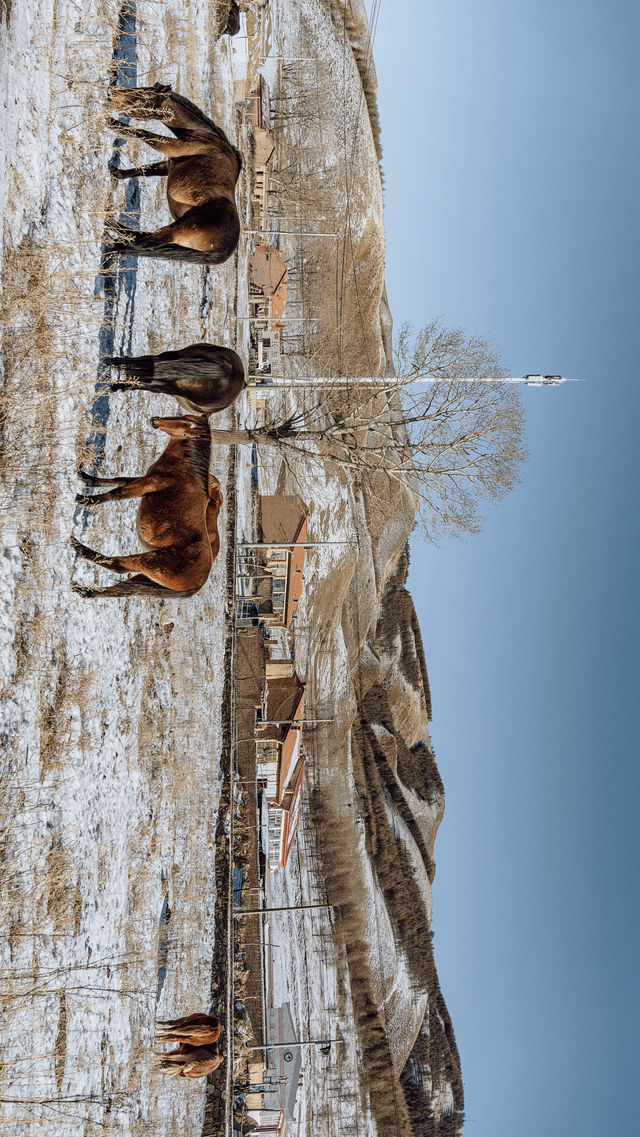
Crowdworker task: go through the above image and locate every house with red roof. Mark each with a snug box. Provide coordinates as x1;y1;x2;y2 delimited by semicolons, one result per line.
255;673;306;868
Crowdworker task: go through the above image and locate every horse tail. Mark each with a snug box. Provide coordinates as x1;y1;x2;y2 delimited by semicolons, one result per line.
106;231;217;265
72;576;200;599
106;352;223;387
106;354;155;381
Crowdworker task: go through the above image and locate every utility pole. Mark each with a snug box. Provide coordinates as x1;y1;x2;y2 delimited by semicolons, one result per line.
243;229;337;238
234;902;335;915
236;316;318;323
246;373;583;389
238;541;351;549
247;1038;343;1054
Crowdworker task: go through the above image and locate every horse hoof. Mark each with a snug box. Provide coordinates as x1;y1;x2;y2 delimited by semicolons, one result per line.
75;494;94;505
70;535;92;557
107;162;123;179
71;581;92;598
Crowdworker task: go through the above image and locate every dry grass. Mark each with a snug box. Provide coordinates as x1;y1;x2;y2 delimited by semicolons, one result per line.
0;236;114;547
308;784;413;1137
0;12;229;1132
267;11;387;380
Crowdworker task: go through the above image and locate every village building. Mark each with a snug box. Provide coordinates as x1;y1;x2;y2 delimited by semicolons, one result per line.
251;125;276;226
245;74;275;228
233;69;276;227
236;495;307;628
256;671;305;869
234;495;309;868
245;74;271;132
249;244;287;311
248;243;288;380
258;495;307;628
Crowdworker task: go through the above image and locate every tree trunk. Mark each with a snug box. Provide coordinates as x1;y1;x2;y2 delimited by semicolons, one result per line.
207;427;257;446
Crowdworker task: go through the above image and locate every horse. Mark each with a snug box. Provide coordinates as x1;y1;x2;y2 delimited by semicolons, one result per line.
106;342;246;416
71;415;223;598
156;1042;224;1079
106;83;242;265
155;1012;221;1046
223;1;240;35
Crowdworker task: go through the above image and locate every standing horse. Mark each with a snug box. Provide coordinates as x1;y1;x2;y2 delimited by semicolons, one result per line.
156;1042;223;1079
106;84;241;265
155;1012;221;1046
223;1;240;35
106;343;246;416
71;416;223;598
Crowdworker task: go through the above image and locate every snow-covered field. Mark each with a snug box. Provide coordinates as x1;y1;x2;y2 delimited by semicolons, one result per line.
0;3;242;1133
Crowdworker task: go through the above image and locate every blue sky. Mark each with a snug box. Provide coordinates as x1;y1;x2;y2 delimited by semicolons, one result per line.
367;2;639;1134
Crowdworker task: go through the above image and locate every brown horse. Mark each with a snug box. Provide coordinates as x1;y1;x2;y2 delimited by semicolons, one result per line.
222;1;240;35
155;1012;221;1046
106;343;246;416
156;1042;223;1079
71;416;223;598
106;84;241;265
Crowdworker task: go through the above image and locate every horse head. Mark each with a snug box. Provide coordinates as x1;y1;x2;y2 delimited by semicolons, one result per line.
151;414;209;439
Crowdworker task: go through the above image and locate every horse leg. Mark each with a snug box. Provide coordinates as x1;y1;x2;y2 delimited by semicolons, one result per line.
112;86;225;139
77;470;137;487
75;474;172;506
70;539;170;579
156;1013;218;1030
109;121;211;157
70;539;191;586
109;159;169;180
72;575;198;599
110;84;173;119
72;576;194;599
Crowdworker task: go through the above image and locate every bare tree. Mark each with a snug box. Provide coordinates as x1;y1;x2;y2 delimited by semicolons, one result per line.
210;319;527;541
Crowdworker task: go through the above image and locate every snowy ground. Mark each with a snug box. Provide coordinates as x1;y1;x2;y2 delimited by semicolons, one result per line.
0;3;242;1133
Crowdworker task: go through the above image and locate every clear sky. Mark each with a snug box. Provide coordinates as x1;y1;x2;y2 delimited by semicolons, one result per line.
367;2;639;1135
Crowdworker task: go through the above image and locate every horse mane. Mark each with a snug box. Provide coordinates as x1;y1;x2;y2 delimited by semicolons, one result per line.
183;432;212;493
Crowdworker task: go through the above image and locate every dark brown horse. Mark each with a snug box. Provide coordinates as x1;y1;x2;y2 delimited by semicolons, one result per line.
156;1042;223;1079
155;1012;221;1046
106;84;241;265
222;1;240;35
71;416;223;598
106;343;246;416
